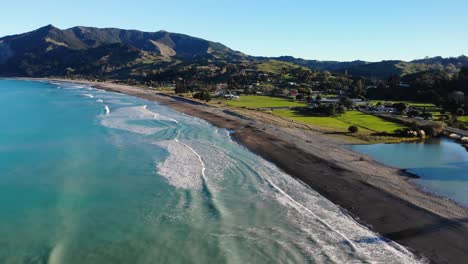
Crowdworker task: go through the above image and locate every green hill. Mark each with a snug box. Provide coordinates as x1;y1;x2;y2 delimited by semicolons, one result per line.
0;25;247;77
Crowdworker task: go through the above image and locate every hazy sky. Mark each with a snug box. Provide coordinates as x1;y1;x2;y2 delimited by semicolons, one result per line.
1;0;467;61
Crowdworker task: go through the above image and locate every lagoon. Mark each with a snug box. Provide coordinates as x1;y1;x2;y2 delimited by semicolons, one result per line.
351;138;468;207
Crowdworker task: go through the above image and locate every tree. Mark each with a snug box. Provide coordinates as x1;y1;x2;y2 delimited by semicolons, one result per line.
66;67;75;76
353;79;364;97
316;94;322;102
393;102;408;113
326;104;337;116
348;125;359;133
337;105;346;115
193;90;211;102
339;96;354;109
175;83;188;94
407;110;421;118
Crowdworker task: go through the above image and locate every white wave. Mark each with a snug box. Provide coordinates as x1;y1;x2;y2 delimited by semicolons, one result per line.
155;139;234;192
96;99;104;104
224;129;234;142
155;140;204;189
100;105;176;135
143;105;178;124
82;94;94;98
252;158;421;263
104;105;110;115
48;241;66;264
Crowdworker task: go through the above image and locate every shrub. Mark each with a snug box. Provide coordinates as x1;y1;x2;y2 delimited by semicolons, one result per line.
407;110;421;118
337;105;346;115
348;125;359;133
193;92;202;99
422;122;446;137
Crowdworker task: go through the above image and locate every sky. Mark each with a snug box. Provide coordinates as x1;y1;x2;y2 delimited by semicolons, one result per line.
1;0;467;61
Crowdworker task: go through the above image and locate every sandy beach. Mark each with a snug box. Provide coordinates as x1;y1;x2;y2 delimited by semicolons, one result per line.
43;79;468;263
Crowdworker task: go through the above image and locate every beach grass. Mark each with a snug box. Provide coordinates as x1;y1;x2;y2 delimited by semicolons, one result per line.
223;96;307;108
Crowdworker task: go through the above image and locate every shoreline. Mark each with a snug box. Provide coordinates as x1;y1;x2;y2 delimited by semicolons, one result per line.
24;78;468;263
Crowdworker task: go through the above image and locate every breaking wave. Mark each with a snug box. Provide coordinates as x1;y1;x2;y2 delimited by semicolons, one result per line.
155;140;205;189
100;105;178;135
248;158;422;263
104;105;110;115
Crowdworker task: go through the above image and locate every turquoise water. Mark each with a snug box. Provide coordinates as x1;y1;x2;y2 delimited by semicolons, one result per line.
0;80;420;263
350;139;468;207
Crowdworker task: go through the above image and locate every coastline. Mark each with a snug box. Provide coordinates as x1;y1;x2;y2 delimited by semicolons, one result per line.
31;78;468;263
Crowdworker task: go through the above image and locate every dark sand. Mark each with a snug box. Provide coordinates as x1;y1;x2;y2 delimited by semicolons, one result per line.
52;80;468;263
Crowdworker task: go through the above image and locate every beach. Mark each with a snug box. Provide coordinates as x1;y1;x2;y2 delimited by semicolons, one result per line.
44;79;468;263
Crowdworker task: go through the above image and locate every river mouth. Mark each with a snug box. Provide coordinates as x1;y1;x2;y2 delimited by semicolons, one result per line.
350;138;468;207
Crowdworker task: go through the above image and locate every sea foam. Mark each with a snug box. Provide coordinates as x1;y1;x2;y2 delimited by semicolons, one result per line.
250;158;421;263
101;105;177;135
155;139;233;191
155;140;204;189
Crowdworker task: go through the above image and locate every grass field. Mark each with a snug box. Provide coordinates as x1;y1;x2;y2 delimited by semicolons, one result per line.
223;96;307;108
273;110;405;133
273;110;351;131
336;111;406;132
458;116;468;126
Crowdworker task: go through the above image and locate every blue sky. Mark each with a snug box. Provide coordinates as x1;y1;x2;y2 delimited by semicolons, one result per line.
1;0;467;61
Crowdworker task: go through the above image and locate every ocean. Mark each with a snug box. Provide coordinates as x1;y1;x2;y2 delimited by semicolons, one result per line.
0;79;420;263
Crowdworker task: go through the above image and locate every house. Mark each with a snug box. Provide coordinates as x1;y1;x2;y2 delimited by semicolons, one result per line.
289;89;299;97
224;94;240;100
449;91;465;104
373;105;397;113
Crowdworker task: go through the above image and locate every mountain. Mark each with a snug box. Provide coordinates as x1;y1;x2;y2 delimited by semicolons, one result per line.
274;56;468;79
0;25;466;80
266;56;368;71
0;25;246;77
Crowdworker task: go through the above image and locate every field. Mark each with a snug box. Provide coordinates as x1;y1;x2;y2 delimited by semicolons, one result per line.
222;96;307;108
459;116;468;126
273;110;405;133
336;111;406;132
273;110;351;131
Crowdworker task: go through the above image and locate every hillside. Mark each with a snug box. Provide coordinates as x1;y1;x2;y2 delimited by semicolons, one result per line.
0;25;247;77
274;56;467;79
0;25;466;80
270;56;368;71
